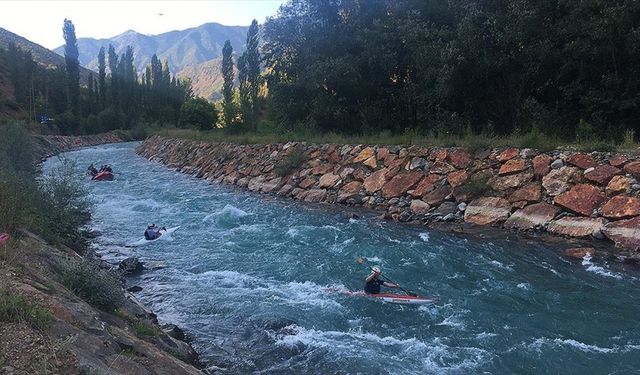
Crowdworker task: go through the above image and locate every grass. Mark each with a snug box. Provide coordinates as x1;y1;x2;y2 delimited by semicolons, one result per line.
59;257;124;312
132;320;156;337
153;125;640;154
0;289;52;330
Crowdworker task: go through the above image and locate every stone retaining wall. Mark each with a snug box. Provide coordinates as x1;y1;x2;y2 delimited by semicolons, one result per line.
33;132;129;160
137;136;640;252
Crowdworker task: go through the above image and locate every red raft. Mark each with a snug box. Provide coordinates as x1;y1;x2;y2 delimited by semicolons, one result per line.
92;171;114;181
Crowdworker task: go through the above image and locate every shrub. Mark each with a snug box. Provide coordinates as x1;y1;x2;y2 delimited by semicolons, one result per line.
132;320;155;337
60;257;124;312
460;177;493;199
274;145;306;177
0;289;52;330
575;119;595;143
179;98;218;131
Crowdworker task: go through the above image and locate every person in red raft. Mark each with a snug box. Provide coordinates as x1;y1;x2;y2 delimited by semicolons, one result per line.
364;266;399;294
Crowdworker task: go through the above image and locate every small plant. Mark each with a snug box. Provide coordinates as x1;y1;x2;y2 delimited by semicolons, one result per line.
60;257;124;312
621;129;637;150
0;289;52;330
459;177;493;199
132;320;156;337
274;145;306;177
575;119;595;143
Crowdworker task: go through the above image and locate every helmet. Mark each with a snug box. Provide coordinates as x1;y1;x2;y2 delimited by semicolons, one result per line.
371;266;381;274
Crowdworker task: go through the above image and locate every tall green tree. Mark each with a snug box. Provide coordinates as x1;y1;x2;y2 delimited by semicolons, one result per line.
221;40;236;129
97;46;106;109
107;44;118;106
62;19;80;114
245;19;261;129
237;53;251;127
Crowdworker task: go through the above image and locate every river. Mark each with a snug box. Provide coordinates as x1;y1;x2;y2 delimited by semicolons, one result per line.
44;142;640;374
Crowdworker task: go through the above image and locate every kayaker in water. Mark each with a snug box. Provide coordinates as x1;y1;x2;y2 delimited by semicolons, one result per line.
144;224;165;240
88;164;98;177
364;266;399;294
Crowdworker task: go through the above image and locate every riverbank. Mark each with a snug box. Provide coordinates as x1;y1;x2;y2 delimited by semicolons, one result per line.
1;134;205;374
137;136;640;261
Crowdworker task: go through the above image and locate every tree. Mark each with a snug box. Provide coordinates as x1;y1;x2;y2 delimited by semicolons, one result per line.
107;44;118;106
221;40;236;130
179;97;218;131
63;19;80;114
245;19;261;129
98;47;106;109
237;53;251;128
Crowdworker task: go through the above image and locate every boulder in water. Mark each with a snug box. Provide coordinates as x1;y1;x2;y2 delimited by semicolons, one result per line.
119;257;143;275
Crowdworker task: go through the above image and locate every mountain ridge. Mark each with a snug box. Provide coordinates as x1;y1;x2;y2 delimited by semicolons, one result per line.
53;22;249;100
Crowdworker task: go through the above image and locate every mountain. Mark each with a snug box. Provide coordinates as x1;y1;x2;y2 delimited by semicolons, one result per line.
54;23;249;100
0;27;94;82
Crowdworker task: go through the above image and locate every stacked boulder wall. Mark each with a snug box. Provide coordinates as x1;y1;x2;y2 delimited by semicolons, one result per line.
137;136;640;253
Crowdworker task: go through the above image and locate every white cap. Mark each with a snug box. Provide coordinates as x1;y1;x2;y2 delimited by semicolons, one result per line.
371;266;381;273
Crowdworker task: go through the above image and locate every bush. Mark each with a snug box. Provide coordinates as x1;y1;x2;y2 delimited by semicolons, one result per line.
459;177;493;199
274;145;306;177
60;257;124;312
575;119;595;143
0;289;52;330
179;98;218;131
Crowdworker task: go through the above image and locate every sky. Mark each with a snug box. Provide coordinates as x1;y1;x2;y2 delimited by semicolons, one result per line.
0;0;286;49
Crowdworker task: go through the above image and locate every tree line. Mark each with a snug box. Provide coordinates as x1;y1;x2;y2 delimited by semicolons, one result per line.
1;19;203;135
248;0;640;141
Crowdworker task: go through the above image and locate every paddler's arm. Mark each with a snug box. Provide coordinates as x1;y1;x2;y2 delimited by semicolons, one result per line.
383;282;399;288
365;272;378;282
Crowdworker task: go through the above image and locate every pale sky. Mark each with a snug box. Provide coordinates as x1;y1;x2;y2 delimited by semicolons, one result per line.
0;0;286;49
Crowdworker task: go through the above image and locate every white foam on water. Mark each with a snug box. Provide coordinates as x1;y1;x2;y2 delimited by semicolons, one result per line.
490;260;514;272
435;315;466;330
540;262;561;277
276;326;489;373
419;233;430;242
203;204;250;222
517;283;531;290
387;236;402;244
348;218;358;224
476;332;498;340
582;256;623;280
518;337;640;354
364;256;382;263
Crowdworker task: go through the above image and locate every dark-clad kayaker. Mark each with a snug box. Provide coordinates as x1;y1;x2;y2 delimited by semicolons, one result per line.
364;266;398;294
144;224;165;240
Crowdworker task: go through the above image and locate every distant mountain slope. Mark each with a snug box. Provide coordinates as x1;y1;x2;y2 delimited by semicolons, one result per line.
54;22;248;99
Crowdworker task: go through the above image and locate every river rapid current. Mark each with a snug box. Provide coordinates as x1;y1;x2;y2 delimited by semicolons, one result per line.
44;143;640;374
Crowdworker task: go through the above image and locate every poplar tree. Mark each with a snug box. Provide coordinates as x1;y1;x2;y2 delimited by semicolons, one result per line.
237;53;251;127
98;46;106;109
245;19;260;128
62;19;80;114
221;40;235;129
107;44;118;106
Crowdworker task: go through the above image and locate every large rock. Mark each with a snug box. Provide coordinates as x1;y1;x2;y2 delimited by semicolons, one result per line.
363;168;388;193
337;181;362;202
554;184;606;216
311;163;334;175
409;157;429;170
352;147;376;164
464;197;511;225
430;161;456;174
498;159;527;175
606;175;632;196
318;173;340;188
491;171;534;191
508;183;541;203
433;201;458;216
381;172;424;198
409;200;431;215
601;196;640;219
410;174;442;197
504;203;560;230
542;167;579;196
447;170;468;188
119;257;143;275
547;217;605;237
567;153;596;169
623;161;640;179
299;177;317;189
423;184;451;206
363;156;378;169
497;148;519;162
584;165;621;185
608;155;628;168
304;189;327;203
533;154;552;177
261;177;282;193
449;149;471;169
602;216;640;250
564;248;596;259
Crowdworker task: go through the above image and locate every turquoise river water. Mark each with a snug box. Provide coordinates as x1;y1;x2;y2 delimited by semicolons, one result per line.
44;143;640;374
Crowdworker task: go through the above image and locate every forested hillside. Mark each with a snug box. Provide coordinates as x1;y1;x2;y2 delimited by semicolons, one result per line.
262;0;640;141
